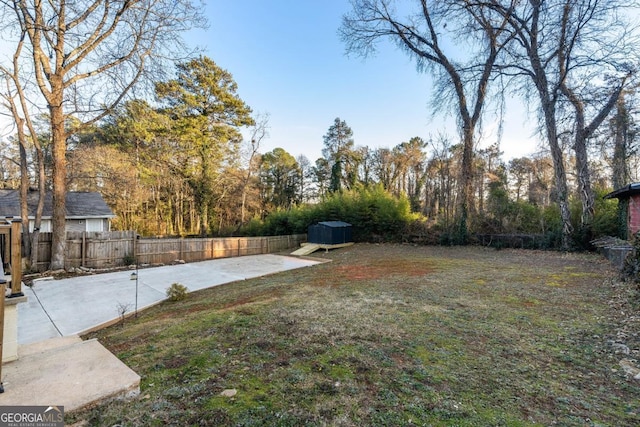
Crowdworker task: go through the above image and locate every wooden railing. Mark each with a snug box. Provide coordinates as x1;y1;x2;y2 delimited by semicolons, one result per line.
0;219;22;295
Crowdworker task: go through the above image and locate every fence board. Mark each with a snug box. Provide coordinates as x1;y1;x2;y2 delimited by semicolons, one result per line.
30;232;306;272
34;233;52;272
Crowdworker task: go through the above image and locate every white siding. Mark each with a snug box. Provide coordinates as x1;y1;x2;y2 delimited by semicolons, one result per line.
30;220;52;233
28;218;109;232
66;220;85;232
86;219;104;232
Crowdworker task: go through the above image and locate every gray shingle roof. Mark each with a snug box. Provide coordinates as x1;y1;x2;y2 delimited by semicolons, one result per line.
0;190;115;219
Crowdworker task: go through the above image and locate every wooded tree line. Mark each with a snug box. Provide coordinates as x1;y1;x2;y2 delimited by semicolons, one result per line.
1;0;640;270
2;89;636;243
341;0;640;248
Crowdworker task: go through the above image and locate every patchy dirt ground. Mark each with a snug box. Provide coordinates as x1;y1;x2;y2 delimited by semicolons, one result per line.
71;244;640;426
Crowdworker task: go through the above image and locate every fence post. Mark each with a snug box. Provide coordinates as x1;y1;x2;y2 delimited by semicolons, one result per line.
82;231;86;268
132;231;137;264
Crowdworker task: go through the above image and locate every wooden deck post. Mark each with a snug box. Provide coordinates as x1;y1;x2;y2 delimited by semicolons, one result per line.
0;279;5;393
10;220;22;297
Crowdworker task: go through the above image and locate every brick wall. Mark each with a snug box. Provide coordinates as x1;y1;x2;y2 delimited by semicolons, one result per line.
629;195;640;238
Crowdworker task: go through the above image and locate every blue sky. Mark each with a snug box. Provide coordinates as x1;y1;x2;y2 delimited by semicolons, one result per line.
189;1;540;163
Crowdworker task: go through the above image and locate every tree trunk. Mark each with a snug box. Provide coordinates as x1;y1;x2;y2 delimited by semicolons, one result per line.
31;139;46;271
17;119;32;267
49;98;67;270
563;80;625;231
567;100;594;228
541;101;573;250
457;124;475;243
526;0;573;250
198;193;208;237
574;133;594;227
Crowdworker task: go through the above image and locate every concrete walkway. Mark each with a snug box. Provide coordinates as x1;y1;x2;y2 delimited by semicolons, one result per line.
0;254;320;412
0;336;141;410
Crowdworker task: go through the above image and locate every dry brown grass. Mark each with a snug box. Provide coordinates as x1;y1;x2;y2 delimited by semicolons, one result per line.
71;244;640;426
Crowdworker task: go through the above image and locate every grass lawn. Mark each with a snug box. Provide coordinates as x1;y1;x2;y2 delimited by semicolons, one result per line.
70;244;640;426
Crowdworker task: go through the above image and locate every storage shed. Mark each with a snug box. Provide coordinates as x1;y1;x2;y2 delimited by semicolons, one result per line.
307;221;353;245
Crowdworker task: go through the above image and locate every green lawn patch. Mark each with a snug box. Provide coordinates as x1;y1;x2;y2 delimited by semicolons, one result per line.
70;244;640;426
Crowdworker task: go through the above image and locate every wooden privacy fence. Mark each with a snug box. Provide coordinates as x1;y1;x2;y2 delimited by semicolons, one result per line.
33;232;307;272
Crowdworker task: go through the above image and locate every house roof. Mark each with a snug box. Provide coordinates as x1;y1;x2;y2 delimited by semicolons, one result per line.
604;183;640;200
0;190;115;219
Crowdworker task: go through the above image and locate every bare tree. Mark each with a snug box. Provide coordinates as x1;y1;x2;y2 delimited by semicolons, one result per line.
371;147;397;191
508;157;534;202
0;0;205;269
481;0;638;248
341;0;515;241
474;0;571;248
560;76;629;230
240;113;270;224
0;139;21;188
424;133;457;226
296;154;313;204
0;31;46;270
555;1;636;233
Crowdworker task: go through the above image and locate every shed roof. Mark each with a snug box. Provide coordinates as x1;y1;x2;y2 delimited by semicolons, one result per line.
604;183;640;200
0;190;115;219
317;221;352;228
